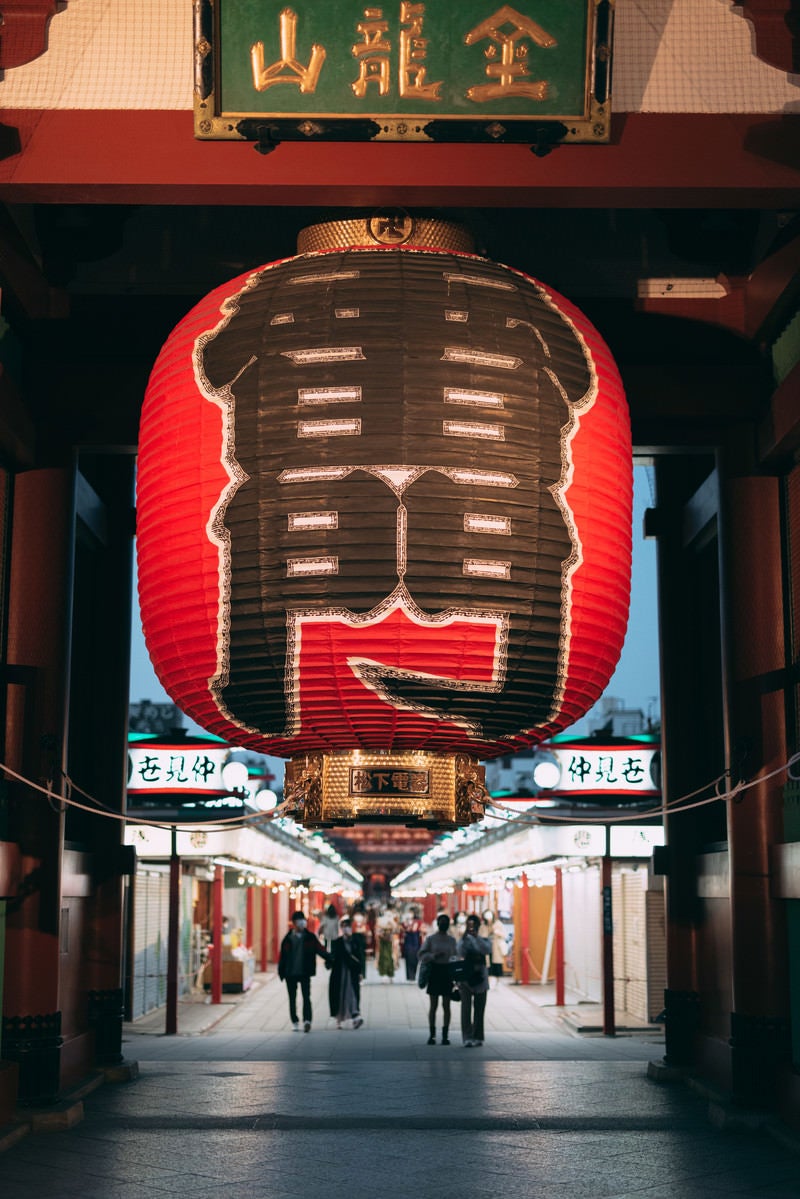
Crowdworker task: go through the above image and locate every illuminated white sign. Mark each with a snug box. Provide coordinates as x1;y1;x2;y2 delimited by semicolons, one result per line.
610;826;666;857
127;744;230;794
542;745;659;796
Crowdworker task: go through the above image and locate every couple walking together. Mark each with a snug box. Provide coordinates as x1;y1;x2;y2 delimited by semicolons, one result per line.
419;913;491;1047
278;910;366;1031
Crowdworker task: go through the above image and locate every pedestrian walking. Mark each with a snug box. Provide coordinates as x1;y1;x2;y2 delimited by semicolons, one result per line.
401;908;424;981
418;913;458;1045
377;910;396;981
482;910;509;987
456;913;491;1047
365;904;378;958
320;903;340;948
277;910;330;1032
328;917;366;1028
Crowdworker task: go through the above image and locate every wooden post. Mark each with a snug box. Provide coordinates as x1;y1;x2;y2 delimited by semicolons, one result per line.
211;864;223;1005
555;866;565;1006
270;888;280;966
260;885;268;970
246;884;254;951
721;472;789;1104
4;469;73;1103
165;827;180;1034
602;840;616;1037
520;873;530;985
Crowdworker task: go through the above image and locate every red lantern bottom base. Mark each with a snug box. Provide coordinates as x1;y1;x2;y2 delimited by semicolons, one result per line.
282;750;487;829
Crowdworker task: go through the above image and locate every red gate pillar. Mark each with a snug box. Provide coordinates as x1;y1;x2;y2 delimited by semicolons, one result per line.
260;885;269;970
3;469;74;1103
554;867;565;1006
720;471;789;1106
246;884;254;952
652;456;705;1068
211;865;224;1005
520;874;530;985
271;889;280;966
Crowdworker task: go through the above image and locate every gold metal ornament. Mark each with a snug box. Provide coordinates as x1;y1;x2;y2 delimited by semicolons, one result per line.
283;751;486;829
295;215;474;254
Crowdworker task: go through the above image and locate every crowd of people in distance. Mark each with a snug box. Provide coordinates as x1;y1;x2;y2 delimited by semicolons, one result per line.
277;902;511;1047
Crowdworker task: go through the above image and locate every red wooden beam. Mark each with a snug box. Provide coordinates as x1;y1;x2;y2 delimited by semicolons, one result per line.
0;112;797;207
740;1;800;73
0;1;58;69
637;278;748;338
745;230;800;340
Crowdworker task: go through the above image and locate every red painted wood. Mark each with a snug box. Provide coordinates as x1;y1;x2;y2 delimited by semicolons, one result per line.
260;885;269;970
5;469;72;1020
245;886;254;953
638;280;748;337
270;888;280;966
0;2;58;69
211;864;223;1005
740;2;799;72
555;866;565;1007
520;874;530;986
0;112;798;207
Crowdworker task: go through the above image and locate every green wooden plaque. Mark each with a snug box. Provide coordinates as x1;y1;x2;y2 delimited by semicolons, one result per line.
195;1;614;148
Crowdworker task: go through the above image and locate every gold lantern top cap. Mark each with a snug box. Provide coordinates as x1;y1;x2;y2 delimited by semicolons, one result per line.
297;209;475;255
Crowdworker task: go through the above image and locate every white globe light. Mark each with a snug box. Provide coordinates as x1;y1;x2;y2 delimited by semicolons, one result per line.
222;760;249;791
253;788;278;812
532;759;561;790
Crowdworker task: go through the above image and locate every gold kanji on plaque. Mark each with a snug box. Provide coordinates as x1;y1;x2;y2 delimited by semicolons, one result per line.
464;5;556;102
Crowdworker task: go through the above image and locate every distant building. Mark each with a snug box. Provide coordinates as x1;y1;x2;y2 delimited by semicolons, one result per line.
128;699;186;736
585;697;657;738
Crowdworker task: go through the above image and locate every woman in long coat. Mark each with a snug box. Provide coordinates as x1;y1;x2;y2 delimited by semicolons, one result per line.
456;914;491;1047
328;918;366;1028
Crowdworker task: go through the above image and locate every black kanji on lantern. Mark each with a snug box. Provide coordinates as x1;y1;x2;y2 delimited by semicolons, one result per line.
196;247;594;742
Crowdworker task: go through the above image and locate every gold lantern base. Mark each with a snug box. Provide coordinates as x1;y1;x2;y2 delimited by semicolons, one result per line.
283;751;487;830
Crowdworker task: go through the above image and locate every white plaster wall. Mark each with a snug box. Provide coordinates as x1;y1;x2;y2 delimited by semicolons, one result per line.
0;0;797;113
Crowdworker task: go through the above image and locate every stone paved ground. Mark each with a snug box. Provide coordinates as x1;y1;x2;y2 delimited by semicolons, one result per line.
2;967;799;1198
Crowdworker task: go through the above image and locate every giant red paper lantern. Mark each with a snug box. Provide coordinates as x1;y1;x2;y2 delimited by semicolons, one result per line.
137;215;632;827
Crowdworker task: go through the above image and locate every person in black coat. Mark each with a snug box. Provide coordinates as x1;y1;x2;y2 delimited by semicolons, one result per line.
278;910;330;1031
328;917;367;1028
